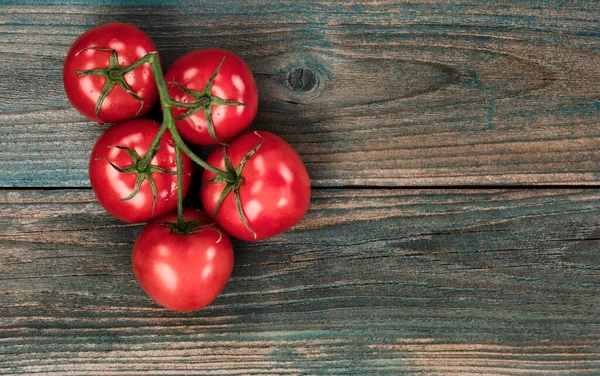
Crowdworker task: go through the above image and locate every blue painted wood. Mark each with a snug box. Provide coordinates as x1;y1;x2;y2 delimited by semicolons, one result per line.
1;188;600;373
1;1;600;374
1;1;600;186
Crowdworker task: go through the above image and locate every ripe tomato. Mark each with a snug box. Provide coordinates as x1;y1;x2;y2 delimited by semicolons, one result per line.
165;48;258;146
201;131;311;241
132;209;234;311
63;22;159;123
89;119;193;223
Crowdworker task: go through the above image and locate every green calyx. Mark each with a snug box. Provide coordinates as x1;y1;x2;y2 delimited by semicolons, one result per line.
160;219;223;239
203;132;264;239
75;47;146;119
168;57;250;145
97;145;178;216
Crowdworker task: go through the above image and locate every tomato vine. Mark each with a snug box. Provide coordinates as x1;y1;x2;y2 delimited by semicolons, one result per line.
65;22;311;310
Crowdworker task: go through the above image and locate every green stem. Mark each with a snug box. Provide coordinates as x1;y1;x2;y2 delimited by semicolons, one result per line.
120;51;235;231
120;54;153;74
168;127;235;181
142;52;233;181
129;53;167;170
167;99;197;109
138;122;168;171
174;144;185;230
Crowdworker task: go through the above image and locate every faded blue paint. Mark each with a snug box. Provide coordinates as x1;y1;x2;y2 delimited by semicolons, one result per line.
467;69;496;131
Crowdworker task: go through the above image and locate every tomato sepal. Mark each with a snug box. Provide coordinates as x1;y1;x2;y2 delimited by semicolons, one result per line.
167;57;251;145
96;144;178;217
74;47;151;119
203;131;264;239
159;219;224;240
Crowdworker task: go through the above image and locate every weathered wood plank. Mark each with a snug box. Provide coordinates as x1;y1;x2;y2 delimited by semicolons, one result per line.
1;188;599;374
1;2;600;187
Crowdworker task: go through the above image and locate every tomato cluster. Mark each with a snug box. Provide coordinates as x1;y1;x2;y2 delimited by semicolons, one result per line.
64;23;311;311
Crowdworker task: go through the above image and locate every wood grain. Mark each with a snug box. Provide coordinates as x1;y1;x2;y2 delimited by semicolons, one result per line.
1;188;600;374
1;1;600;187
2;1;600;374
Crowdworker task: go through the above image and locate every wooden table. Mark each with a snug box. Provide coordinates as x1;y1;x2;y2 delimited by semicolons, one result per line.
2;1;600;374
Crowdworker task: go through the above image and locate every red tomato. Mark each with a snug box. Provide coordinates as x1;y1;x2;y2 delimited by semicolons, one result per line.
63;22;159;123
201;131;311;241
132;209;234;311
89;119;193;223
165;48;258;146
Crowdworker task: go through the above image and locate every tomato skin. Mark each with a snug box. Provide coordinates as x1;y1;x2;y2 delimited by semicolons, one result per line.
132;209;234;311
89;119;192;223
165;48;258;146
63;22;159;123
201;131;311;241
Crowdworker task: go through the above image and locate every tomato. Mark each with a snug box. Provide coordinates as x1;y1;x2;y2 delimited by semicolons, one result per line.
132;209;234;311
165;48;258;146
89;119;193;223
63;22;159;123
201;131;311;241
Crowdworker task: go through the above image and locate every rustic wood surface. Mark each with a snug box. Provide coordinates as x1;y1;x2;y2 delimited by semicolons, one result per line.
2;1;600;186
2;189;600;374
1;1;600;375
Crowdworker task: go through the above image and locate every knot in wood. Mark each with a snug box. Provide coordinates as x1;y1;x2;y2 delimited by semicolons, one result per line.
287;67;317;92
